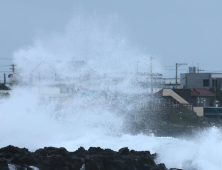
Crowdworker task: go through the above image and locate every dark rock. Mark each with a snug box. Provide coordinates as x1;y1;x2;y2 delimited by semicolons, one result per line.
88;147;104;155
85;158;100;170
0;159;9;170
73;146;88;156
0;145;181;170
118;147;129;155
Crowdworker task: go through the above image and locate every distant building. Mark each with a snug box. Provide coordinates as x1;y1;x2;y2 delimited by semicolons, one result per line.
157;88;215;116
0;84;11;90
173;88;214;107
0;84;11;97
180;67;222;89
38;84;70;98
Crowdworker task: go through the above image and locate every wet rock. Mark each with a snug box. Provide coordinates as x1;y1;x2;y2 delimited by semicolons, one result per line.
0;158;9;170
118;147;129;155
0;145;181;170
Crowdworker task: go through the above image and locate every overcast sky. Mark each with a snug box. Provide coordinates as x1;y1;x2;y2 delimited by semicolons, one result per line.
1;0;222;79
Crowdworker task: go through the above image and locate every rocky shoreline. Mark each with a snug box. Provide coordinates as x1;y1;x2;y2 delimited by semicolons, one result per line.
0;145;181;170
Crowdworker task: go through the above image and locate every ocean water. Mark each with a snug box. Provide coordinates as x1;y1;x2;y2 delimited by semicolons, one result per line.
1;14;222;170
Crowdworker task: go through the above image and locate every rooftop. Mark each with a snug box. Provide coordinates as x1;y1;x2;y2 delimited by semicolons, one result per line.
191;88;214;96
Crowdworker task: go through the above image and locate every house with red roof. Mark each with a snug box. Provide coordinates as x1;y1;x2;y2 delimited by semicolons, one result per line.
157;88;215;116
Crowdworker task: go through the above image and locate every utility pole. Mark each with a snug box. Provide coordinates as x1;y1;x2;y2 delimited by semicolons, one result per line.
4;73;6;84
136;61;139;73
150;56;153;95
149;57;162;94
175;63;187;89
10;64;15;74
176;63;177;89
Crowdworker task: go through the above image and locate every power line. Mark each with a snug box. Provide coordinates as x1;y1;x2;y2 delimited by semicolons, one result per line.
162;65;175;68
0;66;12;68
207;70;222;73
0;64;12;66
163;69;187;70
0;58;12;60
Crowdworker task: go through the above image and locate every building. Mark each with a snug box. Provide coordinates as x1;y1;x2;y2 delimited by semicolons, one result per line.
38;84;70;98
163;78;180;89
180;67;222;89
176;88;215;107
0;84;11;98
157;88;215;116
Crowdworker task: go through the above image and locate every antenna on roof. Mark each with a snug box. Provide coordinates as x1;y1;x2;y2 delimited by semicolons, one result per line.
197;63;206;73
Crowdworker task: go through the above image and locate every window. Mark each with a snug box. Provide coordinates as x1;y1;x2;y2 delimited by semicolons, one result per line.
203;79;209;87
203;98;206;106
201;98;203;103
197;97;200;103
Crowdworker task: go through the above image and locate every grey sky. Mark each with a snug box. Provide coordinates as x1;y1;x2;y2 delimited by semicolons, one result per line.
1;0;222;79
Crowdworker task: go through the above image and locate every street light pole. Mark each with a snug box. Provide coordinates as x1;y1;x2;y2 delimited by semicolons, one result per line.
4;73;6;84
150;56;153;95
176;63;177;89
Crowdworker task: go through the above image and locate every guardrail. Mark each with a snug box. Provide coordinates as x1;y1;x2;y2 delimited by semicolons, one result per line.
160;103;193;111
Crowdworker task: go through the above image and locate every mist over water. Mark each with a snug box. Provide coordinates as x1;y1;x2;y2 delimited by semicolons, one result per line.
1;14;222;170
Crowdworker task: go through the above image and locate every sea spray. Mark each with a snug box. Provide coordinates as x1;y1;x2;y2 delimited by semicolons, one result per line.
1;14;159;149
1;13;221;170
